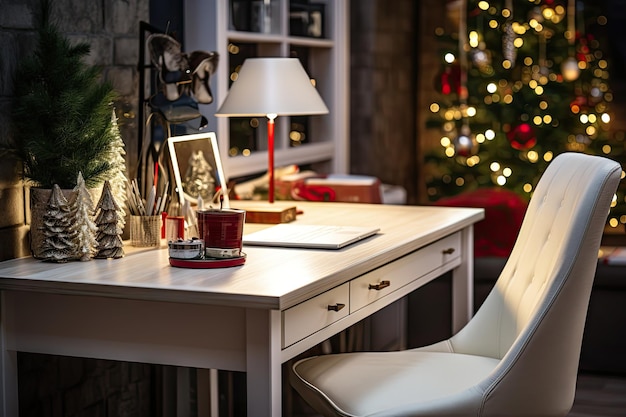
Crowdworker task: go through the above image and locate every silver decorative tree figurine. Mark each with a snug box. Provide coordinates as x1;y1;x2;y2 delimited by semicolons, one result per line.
94;181;125;259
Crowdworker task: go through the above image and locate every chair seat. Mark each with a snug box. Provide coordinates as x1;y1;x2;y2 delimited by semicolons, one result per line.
291;350;499;416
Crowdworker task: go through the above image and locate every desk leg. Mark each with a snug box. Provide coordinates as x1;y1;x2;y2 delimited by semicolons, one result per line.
0;292;19;417
452;225;474;333
245;308;282;417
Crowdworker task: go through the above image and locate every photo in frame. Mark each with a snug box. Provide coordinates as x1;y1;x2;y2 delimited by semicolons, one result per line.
167;132;230;208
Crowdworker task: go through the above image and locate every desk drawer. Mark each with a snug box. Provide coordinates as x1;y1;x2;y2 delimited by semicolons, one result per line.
283;283;349;348
350;232;461;313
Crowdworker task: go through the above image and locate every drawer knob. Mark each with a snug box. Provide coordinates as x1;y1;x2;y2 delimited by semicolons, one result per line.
369;280;391;291
327;303;346;312
442;248;455;255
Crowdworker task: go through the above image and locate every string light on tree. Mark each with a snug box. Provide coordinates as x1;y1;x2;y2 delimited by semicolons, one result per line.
561;57;581;81
561;0;580;81
453;126;477;157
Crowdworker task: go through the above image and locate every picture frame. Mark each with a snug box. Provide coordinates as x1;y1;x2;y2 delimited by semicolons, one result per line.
168;132;230;209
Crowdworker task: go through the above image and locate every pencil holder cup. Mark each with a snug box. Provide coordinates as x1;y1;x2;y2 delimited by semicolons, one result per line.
130;215;162;247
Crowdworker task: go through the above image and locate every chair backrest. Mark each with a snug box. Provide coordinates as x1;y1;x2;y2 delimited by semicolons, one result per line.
449;152;622;415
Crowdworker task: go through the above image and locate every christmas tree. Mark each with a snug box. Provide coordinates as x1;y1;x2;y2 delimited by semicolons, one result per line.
425;0;625;229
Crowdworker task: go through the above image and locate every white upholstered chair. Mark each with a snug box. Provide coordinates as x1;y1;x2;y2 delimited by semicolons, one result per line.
290;152;622;417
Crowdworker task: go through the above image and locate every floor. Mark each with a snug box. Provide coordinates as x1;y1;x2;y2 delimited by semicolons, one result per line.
290;373;626;416
568;373;626;417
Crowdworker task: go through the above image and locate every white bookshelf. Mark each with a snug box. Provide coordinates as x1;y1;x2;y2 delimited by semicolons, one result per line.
184;0;349;180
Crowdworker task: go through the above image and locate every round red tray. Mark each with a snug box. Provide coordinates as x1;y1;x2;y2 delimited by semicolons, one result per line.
169;253;246;269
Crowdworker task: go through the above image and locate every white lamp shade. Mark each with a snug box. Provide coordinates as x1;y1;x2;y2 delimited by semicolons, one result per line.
215;58;329;117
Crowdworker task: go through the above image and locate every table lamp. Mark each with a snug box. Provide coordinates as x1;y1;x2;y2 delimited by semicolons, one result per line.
215;57;328;203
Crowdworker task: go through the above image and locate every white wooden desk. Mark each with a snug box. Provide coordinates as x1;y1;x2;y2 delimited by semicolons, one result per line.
0;202;483;417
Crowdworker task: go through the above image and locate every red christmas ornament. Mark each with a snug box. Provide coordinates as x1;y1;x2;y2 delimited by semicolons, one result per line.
571;95;587;108
507;123;537;150
440;63;461;95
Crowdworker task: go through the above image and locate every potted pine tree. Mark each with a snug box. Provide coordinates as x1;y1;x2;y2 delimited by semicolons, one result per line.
11;0;119;257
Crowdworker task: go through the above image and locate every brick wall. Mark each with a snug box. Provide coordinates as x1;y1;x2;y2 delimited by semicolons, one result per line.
349;0;420;203
0;0;34;261
349;0;448;205
0;0;151;415
0;0;437;414
18;353;156;417
1;0;434;256
415;0;448;203
0;0;146;261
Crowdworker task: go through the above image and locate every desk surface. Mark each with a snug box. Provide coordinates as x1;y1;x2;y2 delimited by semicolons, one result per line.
0;201;484;417
0;201;483;311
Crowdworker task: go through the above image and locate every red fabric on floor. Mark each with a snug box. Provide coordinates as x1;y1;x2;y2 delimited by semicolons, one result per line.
434;188;528;257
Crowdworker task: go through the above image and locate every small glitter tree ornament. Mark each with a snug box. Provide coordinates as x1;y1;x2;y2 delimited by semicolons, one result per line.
107;110;128;225
501;0;517;67
39;184;77;262
502;21;516;66
71;172;98;261
94;180;125;259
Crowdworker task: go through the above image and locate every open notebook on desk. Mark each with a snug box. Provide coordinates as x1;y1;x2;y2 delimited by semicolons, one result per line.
243;224;380;249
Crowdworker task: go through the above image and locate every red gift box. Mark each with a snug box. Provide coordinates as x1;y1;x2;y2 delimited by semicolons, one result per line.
286;174;382;203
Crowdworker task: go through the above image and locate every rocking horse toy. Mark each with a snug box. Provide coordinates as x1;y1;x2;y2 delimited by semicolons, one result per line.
146;32;219;128
138;29;219;214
